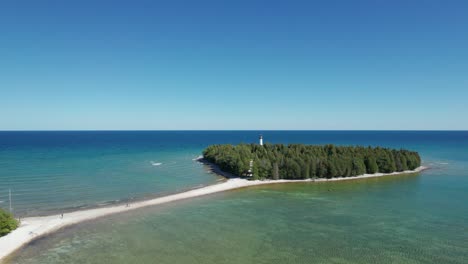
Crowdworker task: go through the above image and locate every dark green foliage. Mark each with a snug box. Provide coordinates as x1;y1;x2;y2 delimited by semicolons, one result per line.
203;144;421;180
272;163;280;180
0;208;18;237
365;156;379;174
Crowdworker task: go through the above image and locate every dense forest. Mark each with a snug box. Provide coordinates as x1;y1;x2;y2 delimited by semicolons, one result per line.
0;208;18;237
203;144;421;180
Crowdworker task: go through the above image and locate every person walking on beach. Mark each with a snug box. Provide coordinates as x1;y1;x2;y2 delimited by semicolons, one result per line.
60;213;63;219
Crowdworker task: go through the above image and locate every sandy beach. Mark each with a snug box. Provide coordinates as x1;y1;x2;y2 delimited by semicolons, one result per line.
0;166;427;262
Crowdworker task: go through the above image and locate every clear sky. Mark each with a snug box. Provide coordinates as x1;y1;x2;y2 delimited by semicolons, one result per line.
1;0;467;130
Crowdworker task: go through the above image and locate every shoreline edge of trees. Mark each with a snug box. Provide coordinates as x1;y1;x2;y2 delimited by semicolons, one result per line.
203;144;421;180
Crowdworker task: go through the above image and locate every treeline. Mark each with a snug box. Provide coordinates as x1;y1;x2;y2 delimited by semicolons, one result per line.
203;144;421;180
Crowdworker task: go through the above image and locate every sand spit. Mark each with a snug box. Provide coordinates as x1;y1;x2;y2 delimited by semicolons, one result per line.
0;166;427;262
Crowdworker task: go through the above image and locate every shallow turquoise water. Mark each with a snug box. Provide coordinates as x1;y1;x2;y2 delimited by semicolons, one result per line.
1;131;465;216
0;132;223;216
9;167;468;264
3;131;468;263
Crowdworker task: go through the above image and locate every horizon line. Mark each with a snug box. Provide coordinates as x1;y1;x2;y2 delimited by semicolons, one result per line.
0;129;467;132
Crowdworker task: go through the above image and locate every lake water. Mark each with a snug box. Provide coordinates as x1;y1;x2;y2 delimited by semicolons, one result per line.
2;131;468;263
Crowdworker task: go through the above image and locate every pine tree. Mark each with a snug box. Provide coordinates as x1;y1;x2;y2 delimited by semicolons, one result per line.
202;144;420;180
273;162;280;180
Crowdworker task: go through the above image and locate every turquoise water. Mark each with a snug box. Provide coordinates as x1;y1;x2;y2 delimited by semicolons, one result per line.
0;132;223;216
1;131;464;216
3;131;468;263
9;170;468;263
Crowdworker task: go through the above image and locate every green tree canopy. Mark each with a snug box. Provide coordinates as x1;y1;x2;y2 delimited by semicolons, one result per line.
0;208;19;237
203;144;421;180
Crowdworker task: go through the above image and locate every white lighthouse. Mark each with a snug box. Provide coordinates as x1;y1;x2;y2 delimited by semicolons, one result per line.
259;134;263;146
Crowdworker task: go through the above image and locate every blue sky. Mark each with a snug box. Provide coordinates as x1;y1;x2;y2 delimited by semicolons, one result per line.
1;0;467;130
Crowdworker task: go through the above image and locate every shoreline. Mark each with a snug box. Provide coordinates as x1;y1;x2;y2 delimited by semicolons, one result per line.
0;166;427;262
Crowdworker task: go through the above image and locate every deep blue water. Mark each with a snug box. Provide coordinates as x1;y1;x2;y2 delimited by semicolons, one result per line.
0;131;467;216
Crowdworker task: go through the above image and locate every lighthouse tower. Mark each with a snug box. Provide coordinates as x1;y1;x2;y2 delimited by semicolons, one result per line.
259;134;263;146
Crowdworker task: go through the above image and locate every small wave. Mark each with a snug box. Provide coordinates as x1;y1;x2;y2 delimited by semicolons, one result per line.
192;155;203;161
151;161;162;166
438;162;449;165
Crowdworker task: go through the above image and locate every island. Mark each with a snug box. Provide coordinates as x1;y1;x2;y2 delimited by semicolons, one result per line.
203;143;421;180
0;143;424;261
